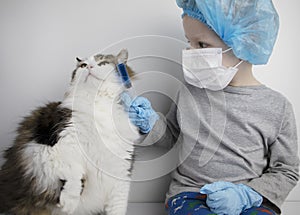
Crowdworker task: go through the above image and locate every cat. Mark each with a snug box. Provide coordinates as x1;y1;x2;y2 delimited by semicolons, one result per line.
0;49;141;215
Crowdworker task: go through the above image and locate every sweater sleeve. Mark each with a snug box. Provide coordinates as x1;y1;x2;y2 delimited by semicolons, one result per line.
138;94;181;149
247;100;300;213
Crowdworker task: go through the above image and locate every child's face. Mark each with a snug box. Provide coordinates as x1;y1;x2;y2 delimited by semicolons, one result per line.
182;15;239;67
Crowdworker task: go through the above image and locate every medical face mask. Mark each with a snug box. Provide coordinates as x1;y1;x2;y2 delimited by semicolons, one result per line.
182;48;243;91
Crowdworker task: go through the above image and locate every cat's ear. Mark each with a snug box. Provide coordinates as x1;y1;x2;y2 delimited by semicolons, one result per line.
76;57;83;62
117;49;128;63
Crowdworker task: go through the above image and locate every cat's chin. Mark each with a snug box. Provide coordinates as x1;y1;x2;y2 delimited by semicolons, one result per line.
84;72;102;83
83;73;120;87
80;76;102;89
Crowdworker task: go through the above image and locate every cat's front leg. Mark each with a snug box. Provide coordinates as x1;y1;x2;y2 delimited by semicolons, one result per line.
105;180;131;215
57;177;84;215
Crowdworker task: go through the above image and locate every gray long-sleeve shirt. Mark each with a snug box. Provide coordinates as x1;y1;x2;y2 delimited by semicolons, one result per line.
141;84;299;214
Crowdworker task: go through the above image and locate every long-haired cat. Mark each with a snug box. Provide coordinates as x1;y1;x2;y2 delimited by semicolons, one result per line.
0;49;140;215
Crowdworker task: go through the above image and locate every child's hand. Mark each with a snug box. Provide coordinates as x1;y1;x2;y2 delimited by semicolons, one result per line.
200;181;263;215
120;92;159;134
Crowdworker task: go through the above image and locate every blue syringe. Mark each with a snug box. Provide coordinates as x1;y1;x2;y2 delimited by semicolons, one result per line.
116;60;136;99
117;61;132;89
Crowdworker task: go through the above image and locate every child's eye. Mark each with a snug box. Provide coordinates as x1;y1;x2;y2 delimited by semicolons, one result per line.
186;40;208;49
198;42;208;48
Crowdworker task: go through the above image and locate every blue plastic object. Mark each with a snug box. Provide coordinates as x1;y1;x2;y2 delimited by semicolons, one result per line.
176;0;279;65
120;92;159;134
117;63;132;88
200;181;263;215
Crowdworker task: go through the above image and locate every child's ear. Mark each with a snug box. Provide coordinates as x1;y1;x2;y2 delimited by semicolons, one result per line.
117;49;128;63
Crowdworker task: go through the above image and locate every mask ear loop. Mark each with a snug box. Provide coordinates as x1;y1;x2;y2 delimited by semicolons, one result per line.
233;60;244;68
222;47;232;53
222;47;244;68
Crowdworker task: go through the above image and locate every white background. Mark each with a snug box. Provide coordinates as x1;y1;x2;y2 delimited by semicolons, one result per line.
0;0;299;213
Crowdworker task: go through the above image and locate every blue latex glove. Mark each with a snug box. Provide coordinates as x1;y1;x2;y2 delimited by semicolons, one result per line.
200;181;263;215
120;92;159;134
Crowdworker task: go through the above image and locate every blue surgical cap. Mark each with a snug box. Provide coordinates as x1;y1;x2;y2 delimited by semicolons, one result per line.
176;0;279;65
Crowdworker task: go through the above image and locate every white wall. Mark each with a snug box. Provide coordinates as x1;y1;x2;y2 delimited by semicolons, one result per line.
253;0;300;204
0;0;299;211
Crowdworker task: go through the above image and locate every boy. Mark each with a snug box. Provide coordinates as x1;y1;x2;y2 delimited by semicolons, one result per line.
121;0;299;214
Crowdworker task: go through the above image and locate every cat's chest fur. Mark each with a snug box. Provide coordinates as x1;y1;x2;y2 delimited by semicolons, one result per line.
62;71;138;174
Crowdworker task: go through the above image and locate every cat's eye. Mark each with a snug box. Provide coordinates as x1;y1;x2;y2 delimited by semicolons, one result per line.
80;63;87;68
98;61;108;67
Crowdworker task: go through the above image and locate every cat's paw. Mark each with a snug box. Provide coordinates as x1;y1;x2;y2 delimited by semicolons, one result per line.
57;191;80;214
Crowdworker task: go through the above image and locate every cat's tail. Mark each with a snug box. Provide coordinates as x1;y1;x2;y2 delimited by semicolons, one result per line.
0;147;26;213
0;168;9;212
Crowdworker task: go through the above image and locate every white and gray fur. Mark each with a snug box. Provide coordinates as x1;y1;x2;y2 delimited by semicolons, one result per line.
0;49;140;215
